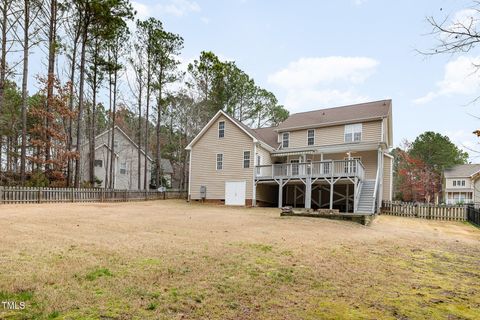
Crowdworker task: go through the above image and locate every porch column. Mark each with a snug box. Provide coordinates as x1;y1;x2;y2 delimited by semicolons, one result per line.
278;178;283;208
353;177;357;213
346;183;349;212
305;177;312;209
329;181;334;209
252;180;257;207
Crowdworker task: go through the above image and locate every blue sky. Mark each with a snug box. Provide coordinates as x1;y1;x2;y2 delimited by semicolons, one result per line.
27;0;480;160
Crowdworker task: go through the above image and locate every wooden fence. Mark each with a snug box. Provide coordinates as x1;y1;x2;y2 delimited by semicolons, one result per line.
0;186;186;204
381;201;467;221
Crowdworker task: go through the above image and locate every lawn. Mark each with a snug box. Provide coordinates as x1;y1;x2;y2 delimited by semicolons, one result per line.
0;200;479;319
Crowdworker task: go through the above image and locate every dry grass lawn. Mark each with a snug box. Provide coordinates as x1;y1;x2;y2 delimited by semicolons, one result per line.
0;200;479;319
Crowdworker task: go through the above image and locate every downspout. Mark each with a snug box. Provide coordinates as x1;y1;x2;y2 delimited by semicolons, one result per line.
253;142;257;207
188;149;192;201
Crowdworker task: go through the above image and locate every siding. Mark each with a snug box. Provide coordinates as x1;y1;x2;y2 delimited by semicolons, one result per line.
190;114;254;200
79;128;152;190
285;120;382;149
445;177;473;189
383;155;392;201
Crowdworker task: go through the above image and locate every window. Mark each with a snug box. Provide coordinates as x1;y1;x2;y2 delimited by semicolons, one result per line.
216;153;223;170
256;154;261;175
113;141;119;149
282;132;290;148
307;129;315;146
344;123;362;142
243;151;251;168
290;159;300;176
94;160;103;168
453;179;466;187
120;162;127;174
218;121;225;138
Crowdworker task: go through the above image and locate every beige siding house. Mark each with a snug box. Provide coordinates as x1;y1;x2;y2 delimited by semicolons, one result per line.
443;164;480;204
186;100;394;213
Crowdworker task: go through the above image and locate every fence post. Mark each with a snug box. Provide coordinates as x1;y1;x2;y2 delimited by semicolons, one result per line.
0;186;3;205
38;187;42;204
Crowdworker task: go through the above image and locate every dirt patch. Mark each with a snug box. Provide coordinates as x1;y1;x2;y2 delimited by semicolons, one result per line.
0;200;479;319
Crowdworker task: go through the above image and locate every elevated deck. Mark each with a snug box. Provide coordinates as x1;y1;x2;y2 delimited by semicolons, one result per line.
255;159;365;181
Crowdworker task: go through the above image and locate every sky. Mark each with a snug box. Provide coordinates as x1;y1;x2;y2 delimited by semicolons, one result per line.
27;0;480;161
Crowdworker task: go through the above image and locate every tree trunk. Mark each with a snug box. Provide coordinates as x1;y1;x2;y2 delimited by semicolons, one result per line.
66;25;79;187
45;0;57;172
0;1;10;173
109;53;118;189
137;69;142;190
155;71;162;188
74;25;88;188
144;59;151;190
20;0;30;185
89;40;98;186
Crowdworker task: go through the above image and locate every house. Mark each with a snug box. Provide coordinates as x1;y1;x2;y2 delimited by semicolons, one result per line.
79;126;173;190
443;164;480;204
186;100;393;213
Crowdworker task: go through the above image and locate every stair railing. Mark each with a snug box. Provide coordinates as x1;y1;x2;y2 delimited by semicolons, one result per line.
354;180;363;213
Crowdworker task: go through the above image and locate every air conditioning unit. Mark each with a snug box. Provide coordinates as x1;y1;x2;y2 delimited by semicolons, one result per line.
200;185;207;200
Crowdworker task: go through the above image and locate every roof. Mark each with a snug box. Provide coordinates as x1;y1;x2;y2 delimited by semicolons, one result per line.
186;110;275;151
444;164;480;178
275;99;392;132
93;126;153;162
252;126;279;149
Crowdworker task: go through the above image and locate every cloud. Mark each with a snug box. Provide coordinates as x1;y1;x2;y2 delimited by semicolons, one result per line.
414;56;480;104
132;0;200;19
444;129;479;160
268;56;379;111
353;0;367;6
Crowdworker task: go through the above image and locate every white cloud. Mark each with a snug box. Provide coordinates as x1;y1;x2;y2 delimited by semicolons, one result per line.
268;56;378;111
414;56;480;104
132;0;200;19
445;129;479;160
200;16;210;24
353;0;367;6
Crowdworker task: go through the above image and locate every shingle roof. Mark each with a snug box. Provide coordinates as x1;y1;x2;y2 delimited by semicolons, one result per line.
275;99;392;131
252;127;279;149
444;164;480;178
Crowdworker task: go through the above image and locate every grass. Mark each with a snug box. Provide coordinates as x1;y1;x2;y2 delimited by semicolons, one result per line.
0;200;479;319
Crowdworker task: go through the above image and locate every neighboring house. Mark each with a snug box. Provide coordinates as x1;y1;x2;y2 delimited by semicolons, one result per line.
443;164;480;204
79;126;153;190
186;100;393;213
160;158;174;188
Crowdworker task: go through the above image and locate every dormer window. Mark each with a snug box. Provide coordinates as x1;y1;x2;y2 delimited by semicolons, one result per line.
282;132;290;148
453;180;466;187
307;129;315;146
344;123;362;143
218;121;225;138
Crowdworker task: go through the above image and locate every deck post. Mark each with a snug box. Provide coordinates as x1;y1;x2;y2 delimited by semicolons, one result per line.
329;180;334;210
305;177;312;209
278;178;283;208
252;180;257;207
353;177;357;213
346;183;349;212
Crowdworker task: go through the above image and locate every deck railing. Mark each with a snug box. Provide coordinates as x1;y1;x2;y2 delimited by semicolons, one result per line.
255;159;365;180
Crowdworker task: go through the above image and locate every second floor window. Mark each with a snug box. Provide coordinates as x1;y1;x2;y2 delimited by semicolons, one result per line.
94;160;103;168
120;162;127;174
453;180;466;187
243;151;250;168
218;121;225;138
282;132;289;148
307;129;315;146
216;153;223;170
344;123;362;143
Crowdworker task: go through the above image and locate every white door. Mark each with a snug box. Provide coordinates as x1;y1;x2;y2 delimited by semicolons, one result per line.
225;181;246;206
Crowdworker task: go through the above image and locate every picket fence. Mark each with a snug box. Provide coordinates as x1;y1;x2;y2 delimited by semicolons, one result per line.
0;186;186;204
381;200;467;221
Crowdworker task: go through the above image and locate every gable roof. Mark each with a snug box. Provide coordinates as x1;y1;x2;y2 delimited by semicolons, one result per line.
275;99;392;132
444;164;480;178
160;158;174;174
185;110;275;151
93;126;153;162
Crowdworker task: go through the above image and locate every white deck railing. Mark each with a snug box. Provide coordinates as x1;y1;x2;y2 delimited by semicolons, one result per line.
255;159;365;180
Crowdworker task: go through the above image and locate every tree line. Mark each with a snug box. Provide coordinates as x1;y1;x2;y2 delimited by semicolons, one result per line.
0;0;289;189
392;131;468;203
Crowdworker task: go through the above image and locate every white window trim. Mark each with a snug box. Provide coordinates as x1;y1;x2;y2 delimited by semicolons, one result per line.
243;150;251;169
344;123;362;143
216;153;224;170
282;132;290;148
307;129;315;146
218;121;225;138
